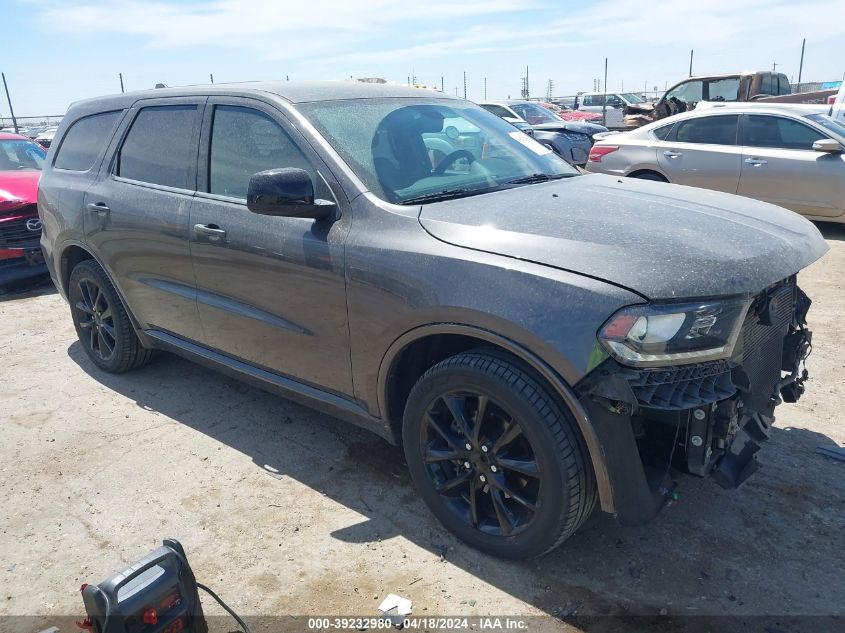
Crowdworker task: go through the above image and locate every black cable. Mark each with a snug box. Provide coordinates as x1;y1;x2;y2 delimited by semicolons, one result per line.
197;582;252;633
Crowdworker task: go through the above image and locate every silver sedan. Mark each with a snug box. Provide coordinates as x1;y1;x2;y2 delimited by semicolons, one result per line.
585;105;845;222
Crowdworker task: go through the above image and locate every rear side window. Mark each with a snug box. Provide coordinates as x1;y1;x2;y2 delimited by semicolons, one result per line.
674;115;738;145
652;123;674;140
53;111;121;171
117;105;197;188
208;105;314;200
743;115;826;150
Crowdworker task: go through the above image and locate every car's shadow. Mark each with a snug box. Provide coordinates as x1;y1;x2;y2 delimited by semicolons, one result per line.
816;221;845;242
67;344;845;629
0;274;56;300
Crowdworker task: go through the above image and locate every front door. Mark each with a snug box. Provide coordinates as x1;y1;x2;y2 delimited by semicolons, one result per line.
736;114;845;218
656;114;742;193
84;98;205;341
189;98;353;396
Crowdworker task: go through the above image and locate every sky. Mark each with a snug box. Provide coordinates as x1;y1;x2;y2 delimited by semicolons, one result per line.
2;0;844;118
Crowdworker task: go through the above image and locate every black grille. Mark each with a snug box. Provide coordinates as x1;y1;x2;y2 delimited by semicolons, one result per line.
0;206;41;246
628;360;735;409
738;280;795;411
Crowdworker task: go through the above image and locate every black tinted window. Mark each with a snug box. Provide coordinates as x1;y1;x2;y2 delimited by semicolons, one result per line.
209;105;313;199
54;111;120;171
744;115;826;150
652;123;674;140
118;105;196;188
674;115;738;145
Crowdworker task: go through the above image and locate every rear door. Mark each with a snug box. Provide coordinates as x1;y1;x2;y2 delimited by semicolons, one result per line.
736;114;845;218
83;97;205;341
188;97;353;396
655;114;741;192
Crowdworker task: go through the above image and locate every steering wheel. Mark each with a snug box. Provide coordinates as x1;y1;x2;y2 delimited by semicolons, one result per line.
432;149;476;175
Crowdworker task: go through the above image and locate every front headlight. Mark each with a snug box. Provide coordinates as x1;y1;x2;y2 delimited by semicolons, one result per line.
598;298;751;367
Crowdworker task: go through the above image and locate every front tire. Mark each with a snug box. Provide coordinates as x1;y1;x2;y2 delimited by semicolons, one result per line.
68;259;154;373
403;351;596;559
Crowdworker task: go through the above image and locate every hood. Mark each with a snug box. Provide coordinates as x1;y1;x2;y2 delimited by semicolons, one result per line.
532;121;608;134
418;175;829;300
558;111;604;122
0;170;40;205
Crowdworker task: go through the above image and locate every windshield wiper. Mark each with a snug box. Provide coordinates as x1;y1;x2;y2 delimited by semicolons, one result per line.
504;173;575;185
399;189;475;205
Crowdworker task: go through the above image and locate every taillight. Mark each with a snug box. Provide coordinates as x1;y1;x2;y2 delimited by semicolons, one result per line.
588;145;620;162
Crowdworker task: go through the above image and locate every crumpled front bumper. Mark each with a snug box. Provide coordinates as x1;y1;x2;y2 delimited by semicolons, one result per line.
576;277;813;525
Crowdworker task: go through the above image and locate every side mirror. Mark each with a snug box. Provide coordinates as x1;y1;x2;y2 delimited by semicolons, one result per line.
246;168;336;220
812;138;843;153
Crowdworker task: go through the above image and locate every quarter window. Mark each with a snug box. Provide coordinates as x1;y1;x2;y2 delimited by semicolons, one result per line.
743;115;826;150
674;115;738;145
652;123;674;141
208;105;314;200
117;105;197;188
53;111;121;171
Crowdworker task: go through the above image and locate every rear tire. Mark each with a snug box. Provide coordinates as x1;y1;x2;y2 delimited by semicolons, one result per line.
68;260;154;373
402;351;596;559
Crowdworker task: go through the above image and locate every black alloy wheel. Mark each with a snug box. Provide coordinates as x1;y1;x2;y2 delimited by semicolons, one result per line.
403;351;596;559
423;391;540;537
74;277;117;362
68;259;155;373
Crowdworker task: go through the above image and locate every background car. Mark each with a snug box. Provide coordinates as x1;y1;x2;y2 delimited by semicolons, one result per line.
35;127;58;148
479;100;607;166
538;101;603;122
585;105;845;222
0;132;49;286
573;92;649;128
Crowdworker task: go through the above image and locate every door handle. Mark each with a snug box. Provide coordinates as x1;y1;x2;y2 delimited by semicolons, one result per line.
663;150;683;158
744;158;768;166
193;223;227;241
86;202;110;216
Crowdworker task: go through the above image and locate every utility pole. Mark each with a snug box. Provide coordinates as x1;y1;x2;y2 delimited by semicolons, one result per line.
798;38;806;84
441;76;444;92
484;76;487;100
209;73;214;84
2;73;18;134
525;66;531;99
602;58;608;128
119;72;124;93
463;71;466;99
689;49;694;77
772;62;778;72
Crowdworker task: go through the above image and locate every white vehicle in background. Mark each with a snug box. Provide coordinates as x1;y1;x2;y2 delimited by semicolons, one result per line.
573;92;648;128
832;82;845;123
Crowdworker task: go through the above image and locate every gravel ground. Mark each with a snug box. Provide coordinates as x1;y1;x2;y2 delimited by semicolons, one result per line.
1;223;843;633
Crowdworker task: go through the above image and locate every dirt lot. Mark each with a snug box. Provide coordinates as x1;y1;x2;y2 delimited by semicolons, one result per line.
1;224;844;633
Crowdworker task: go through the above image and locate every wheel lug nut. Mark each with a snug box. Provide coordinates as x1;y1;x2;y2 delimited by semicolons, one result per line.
490;465;498;473
479;475;486;483
464;461;471;470
481;445;489;453
465;443;472;451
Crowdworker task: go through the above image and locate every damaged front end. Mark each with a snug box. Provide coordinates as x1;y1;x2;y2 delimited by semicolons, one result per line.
577;277;813;524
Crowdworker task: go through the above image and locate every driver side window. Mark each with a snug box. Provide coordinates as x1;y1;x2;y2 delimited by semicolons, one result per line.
209;105;316;200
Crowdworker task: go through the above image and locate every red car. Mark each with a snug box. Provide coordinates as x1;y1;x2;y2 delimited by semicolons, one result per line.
0;132;48;287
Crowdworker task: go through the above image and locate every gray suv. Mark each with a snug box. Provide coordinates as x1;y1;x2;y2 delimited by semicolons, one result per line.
39;82;828;559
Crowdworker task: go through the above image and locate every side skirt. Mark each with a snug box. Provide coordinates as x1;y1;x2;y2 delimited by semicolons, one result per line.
144;329;396;444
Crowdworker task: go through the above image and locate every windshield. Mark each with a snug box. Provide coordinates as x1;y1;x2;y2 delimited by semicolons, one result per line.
806;114;845;140
298;98;577;204
620;93;645;104
510;102;560;125
0;139;46;171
